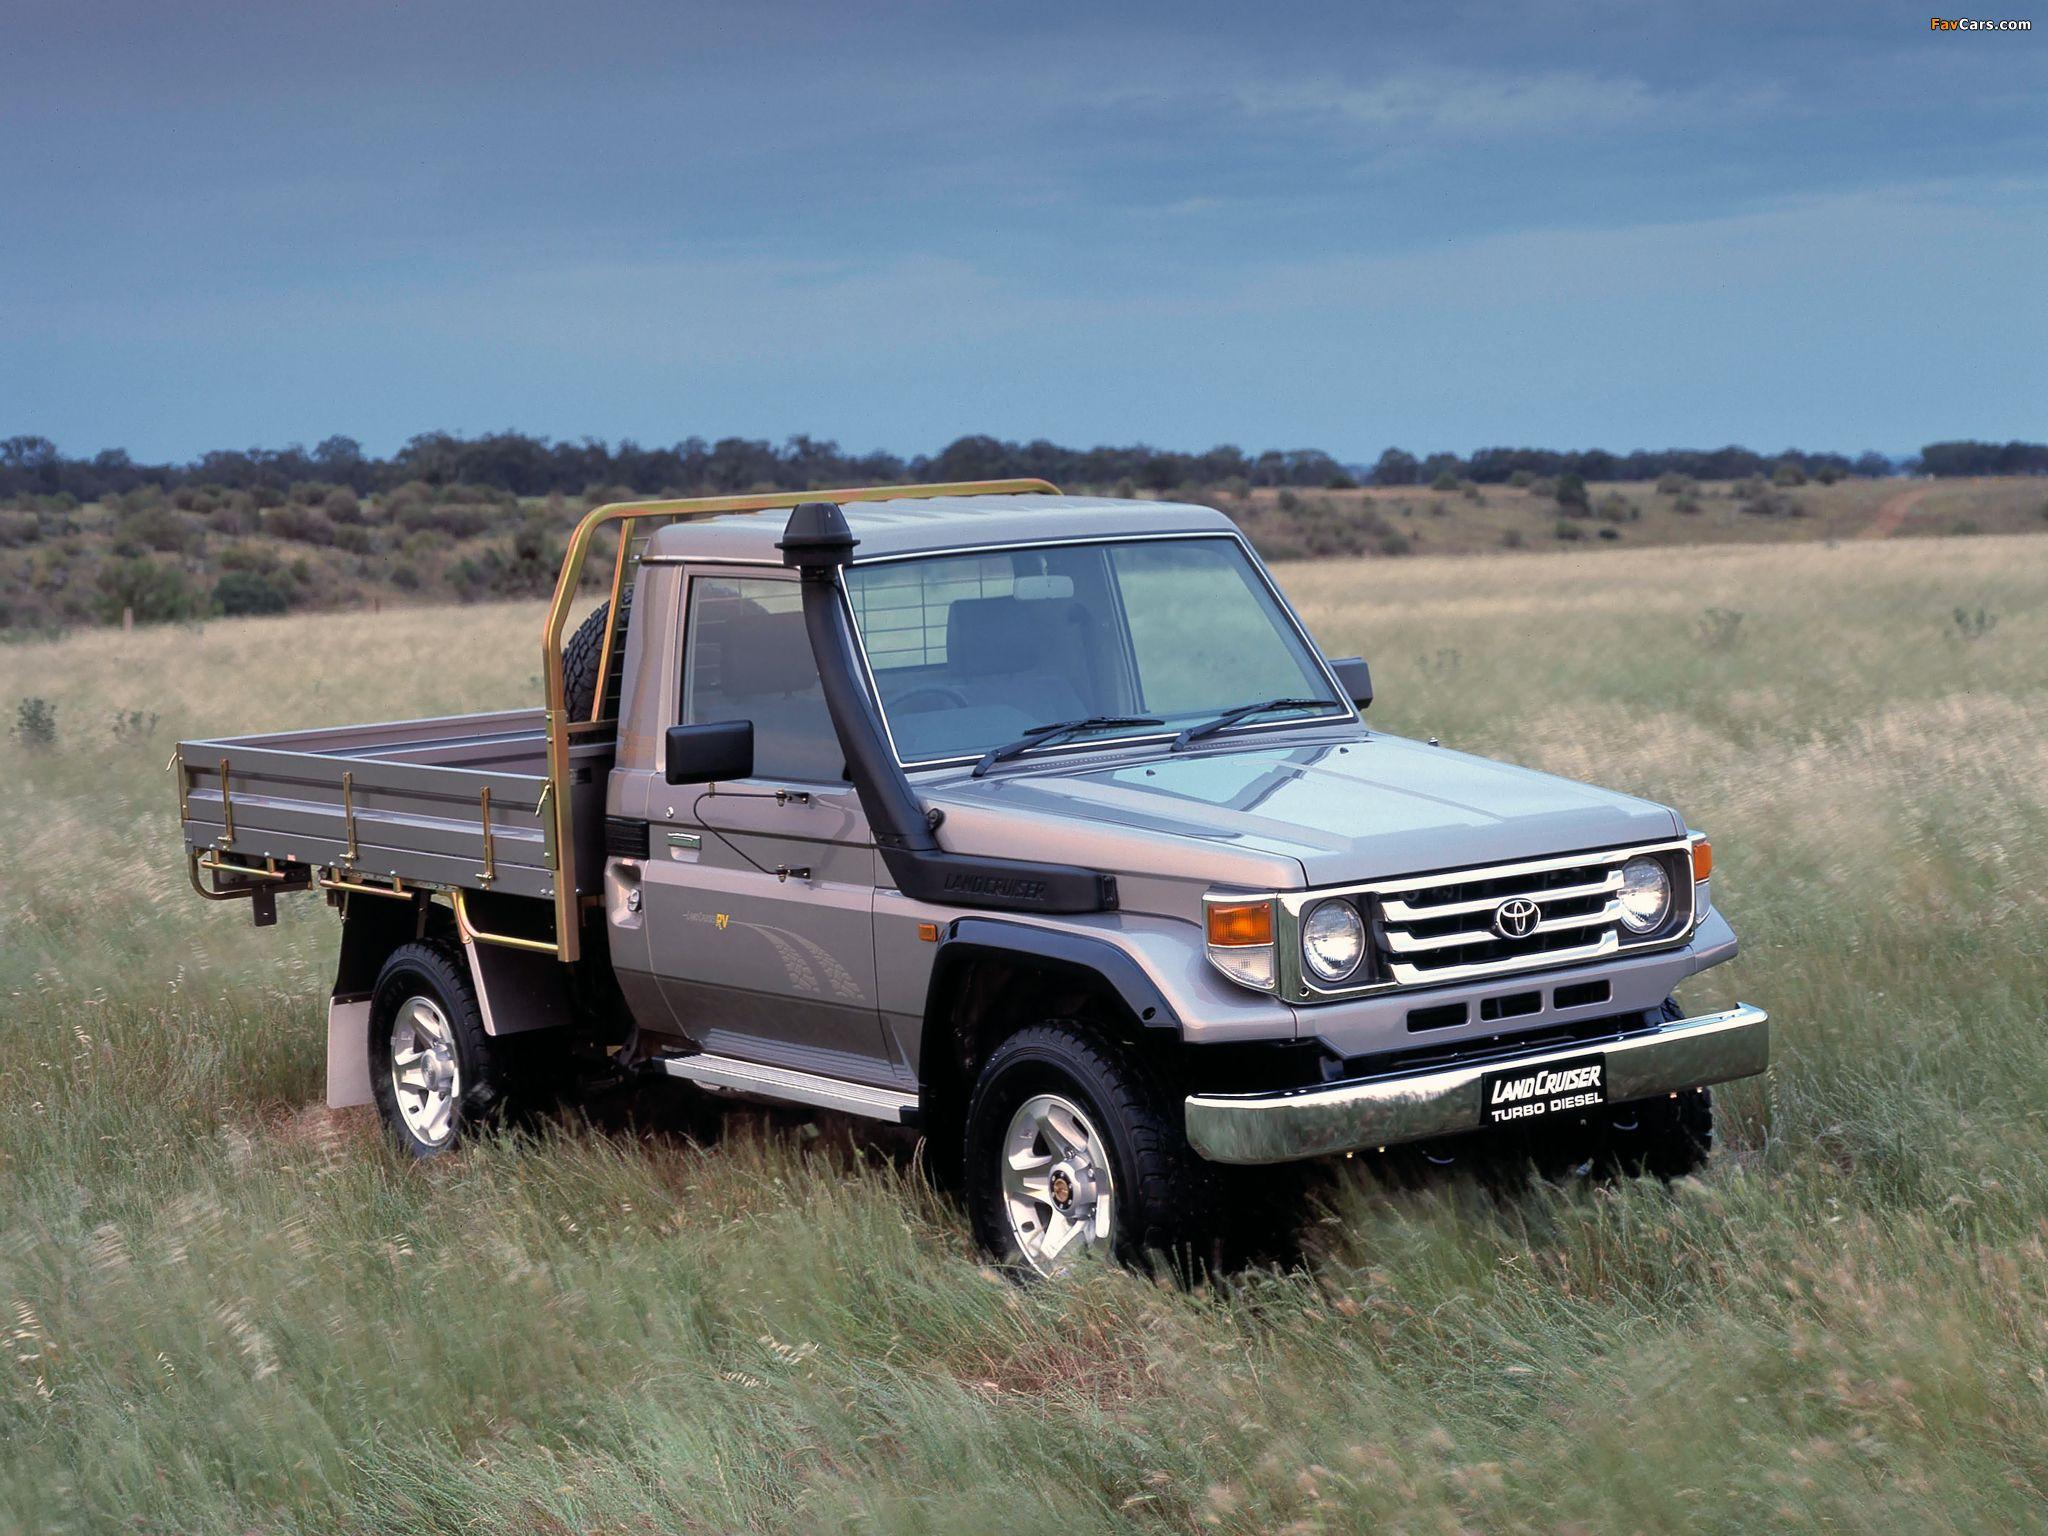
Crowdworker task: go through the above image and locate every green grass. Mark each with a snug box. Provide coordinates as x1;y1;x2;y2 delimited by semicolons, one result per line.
3;534;2046;1532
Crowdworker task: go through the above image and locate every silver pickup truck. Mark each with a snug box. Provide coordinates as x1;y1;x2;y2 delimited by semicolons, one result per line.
177;481;1767;1275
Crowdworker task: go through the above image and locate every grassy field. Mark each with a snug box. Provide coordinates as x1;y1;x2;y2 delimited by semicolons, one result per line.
3;534;2045;1532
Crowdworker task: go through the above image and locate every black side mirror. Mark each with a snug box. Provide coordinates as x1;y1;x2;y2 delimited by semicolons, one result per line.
666;720;754;784
1329;656;1372;710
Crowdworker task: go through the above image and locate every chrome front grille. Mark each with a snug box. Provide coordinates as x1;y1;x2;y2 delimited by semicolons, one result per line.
1275;839;1698;999
1374;855;1627;985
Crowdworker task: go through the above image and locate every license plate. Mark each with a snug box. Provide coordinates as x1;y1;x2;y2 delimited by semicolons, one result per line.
1480;1053;1608;1127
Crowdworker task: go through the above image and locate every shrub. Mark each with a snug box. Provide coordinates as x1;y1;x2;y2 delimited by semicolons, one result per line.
1952;606;1997;640
1696;608;1745;649
1112;477;1137;500
1508;469;1536;488
1595;492;1638;523
263;505;336;544
1597;526;1621;540
1377;531;1414;557
213;571;292;616
211;491;258;536
324;487;363;523
1773;460;1806;487
1814;465;1842;485
1461;481;1483;502
13;696;57;748
381;482;432;523
110;708;159;742
333;524;374;554
1554;518;1587;542
96;557;199;624
1674;494;1704;515
1498;528;1525;549
438;505;495;538
1325;471;1356;490
389;563;422;591
116;504;190;553
1656;472;1691;495
1528;476;1557;498
1554;471;1589;511
1430;470;1459;492
0;510;39;548
1276;489;1301;514
217;542;284;575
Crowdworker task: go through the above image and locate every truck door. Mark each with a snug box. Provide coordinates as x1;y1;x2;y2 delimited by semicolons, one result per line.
638;570;900;1086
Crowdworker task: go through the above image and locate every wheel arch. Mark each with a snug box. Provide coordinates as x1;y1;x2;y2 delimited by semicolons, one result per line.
916;918;1182;1142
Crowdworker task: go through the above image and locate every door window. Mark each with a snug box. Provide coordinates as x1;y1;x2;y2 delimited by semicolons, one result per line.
681;576;843;782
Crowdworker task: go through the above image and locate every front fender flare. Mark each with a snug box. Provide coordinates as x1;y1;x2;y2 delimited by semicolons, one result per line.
921;916;1184;1048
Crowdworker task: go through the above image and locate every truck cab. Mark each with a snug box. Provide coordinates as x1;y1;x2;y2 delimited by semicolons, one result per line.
177;481;1766;1276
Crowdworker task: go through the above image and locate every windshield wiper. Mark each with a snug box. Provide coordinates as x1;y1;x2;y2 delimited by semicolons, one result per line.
971;716;1164;778
1170;697;1338;752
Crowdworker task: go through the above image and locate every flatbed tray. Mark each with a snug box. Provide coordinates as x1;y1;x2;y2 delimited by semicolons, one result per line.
176;708;612;903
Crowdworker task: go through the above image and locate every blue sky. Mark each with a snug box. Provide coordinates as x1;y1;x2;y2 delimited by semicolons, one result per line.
2;0;2041;462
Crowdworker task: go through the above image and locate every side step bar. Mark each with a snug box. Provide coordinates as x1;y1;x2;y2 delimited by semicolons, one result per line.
653;1052;919;1125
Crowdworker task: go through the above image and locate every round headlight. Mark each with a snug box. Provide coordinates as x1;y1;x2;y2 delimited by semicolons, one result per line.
1302;899;1367;982
1617;856;1672;933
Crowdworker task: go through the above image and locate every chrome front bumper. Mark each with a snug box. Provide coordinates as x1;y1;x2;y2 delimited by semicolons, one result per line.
1183;1003;1769;1165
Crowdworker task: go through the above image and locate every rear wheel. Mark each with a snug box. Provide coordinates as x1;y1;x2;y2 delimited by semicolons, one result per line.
368;941;511;1157
964;1021;1218;1277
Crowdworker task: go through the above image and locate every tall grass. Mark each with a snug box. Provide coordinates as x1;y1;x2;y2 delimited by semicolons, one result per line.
3;536;2045;1531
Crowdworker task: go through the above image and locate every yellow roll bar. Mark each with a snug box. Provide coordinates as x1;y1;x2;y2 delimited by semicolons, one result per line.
537;479;1059;960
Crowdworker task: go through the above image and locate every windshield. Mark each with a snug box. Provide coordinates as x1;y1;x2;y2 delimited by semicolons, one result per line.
844;536;1347;765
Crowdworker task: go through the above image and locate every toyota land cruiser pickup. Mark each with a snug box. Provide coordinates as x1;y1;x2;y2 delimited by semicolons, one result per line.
175;480;1768;1274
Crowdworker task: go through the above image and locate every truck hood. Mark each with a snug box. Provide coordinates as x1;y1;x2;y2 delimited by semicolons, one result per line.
923;730;1683;886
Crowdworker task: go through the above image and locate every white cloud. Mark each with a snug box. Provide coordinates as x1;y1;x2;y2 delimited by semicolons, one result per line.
1229;67;1777;143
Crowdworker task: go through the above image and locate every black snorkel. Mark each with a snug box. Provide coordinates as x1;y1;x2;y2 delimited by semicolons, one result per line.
778;501;1117;914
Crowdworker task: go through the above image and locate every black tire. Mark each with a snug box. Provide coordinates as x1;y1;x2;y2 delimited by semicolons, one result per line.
368;940;513;1158
563;588;630;723
1512;998;1715;1180
1604;1087;1713;1179
963;1021;1219;1277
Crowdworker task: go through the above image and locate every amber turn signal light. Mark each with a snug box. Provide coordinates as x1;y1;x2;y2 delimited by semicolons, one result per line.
1206;900;1274;947
1691;838;1713;882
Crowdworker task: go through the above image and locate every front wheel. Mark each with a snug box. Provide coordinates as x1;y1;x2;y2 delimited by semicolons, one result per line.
963;1021;1218;1277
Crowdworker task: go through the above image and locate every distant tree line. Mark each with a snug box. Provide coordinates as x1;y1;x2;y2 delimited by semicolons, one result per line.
1914;440;2048;478
1;429;2038;504
1368;446;1896;486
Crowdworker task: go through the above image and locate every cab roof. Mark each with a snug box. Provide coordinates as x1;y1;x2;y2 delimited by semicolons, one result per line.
641;493;1238;566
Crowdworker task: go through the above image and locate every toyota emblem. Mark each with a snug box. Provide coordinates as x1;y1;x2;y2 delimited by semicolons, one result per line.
1492;897;1540;939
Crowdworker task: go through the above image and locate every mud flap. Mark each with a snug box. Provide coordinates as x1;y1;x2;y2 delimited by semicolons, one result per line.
326;998;374;1108
460;932;579;1036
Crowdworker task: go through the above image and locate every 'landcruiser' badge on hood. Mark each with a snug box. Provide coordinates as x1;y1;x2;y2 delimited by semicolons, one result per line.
1491;897;1540;938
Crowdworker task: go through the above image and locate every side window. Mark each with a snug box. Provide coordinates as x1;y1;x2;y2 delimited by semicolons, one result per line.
681;575;843;782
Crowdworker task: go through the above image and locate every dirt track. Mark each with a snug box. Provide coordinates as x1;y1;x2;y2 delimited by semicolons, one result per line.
1859;483;1931;538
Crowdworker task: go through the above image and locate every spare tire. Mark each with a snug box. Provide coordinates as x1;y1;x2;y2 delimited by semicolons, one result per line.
562;587;631;722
